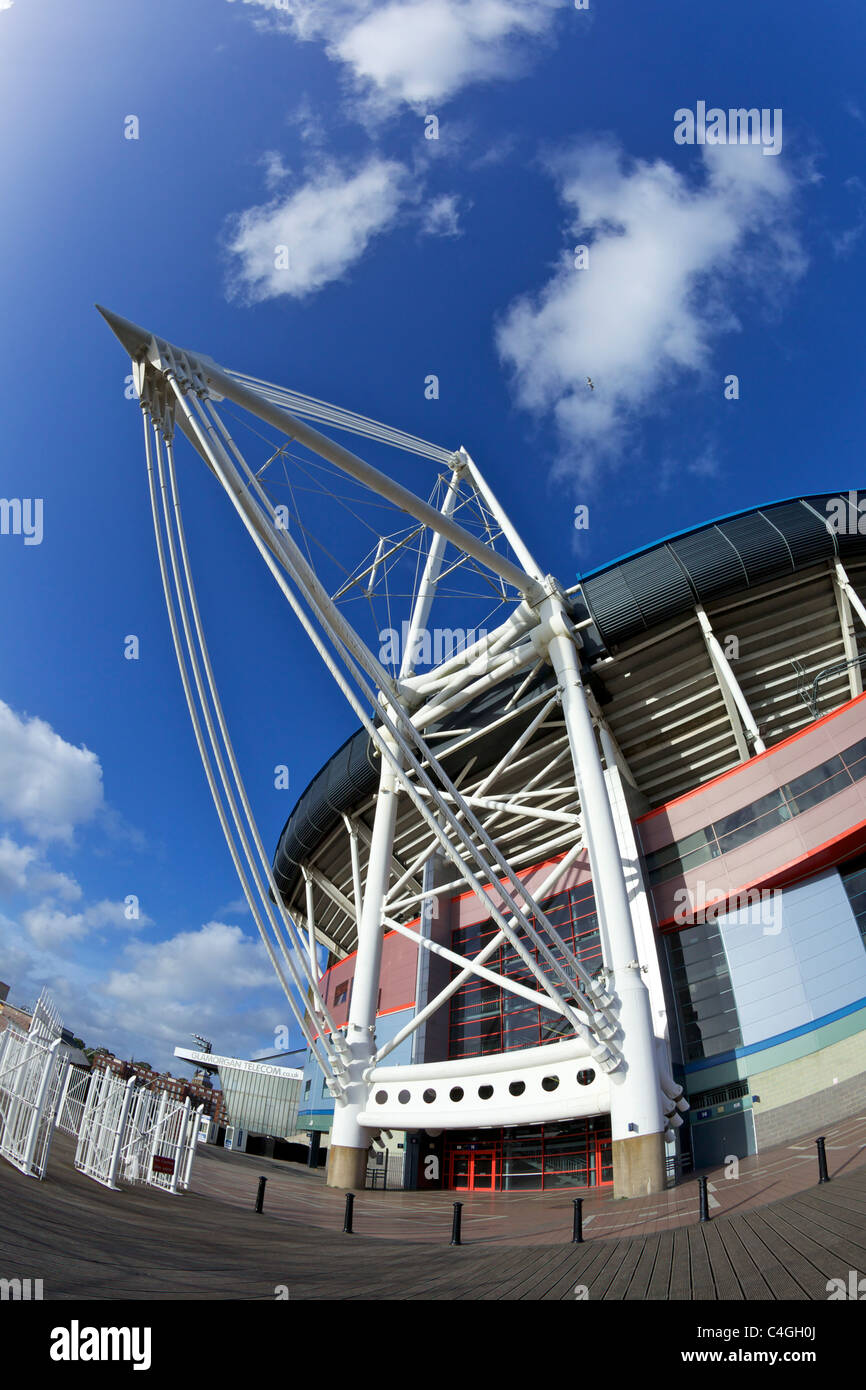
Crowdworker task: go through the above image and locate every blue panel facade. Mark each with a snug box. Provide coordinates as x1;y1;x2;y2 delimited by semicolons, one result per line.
717;869;866;1048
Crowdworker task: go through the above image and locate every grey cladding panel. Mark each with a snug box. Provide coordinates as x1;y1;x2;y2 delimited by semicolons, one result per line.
615;547;695;631
761;501;835;568
716;512;794;585
669;528;747;602
582;567;648;642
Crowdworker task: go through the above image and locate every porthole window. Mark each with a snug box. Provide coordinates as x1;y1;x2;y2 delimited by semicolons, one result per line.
422;1088;436;1104
541;1075;559;1092
449;1086;464;1102
509;1080;525;1096
375;1091;388;1105
478;1084;494;1100
398;1089;411;1104
577;1069;596;1087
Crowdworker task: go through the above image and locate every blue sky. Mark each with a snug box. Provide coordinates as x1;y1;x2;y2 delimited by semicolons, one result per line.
0;0;863;1071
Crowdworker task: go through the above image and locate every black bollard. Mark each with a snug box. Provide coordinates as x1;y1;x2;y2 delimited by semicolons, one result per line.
450;1200;463;1247
343;1191;355;1233
255;1175;267;1214
572;1197;584;1244
698;1175;710;1223
816;1135;830;1185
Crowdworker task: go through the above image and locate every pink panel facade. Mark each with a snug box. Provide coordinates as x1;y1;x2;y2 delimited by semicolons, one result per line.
637;693;866;928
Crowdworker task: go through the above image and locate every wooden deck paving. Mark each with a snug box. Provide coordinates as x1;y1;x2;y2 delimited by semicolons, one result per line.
1;1130;865;1300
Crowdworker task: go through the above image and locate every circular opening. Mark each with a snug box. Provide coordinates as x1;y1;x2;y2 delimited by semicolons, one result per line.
422;1088;436;1104
541;1075;560;1092
398;1089;411;1104
478;1084;494;1100
449;1086;464;1102
375;1091;388;1105
577;1069;596;1087
508;1080;526;1096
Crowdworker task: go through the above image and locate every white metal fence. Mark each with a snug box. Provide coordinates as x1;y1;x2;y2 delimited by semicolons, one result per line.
75;1068;202;1194
55;1065;92;1138
0;1024;66;1180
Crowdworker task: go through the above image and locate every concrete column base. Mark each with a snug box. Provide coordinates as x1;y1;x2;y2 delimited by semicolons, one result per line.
612;1132;666;1199
326;1143;368;1190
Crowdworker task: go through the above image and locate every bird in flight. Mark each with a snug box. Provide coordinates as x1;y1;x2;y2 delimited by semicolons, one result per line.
586;377;594;391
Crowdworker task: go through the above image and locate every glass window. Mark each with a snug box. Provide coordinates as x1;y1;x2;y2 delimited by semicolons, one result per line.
841;854;866;949
646;734;866;883
666;927;742;1062
841;737;866;779
783;756;850;815
646;827;720;885
714;789;791;853
449;886;597;1057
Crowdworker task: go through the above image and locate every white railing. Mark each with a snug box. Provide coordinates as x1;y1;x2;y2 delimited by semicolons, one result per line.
0;1025;66;1179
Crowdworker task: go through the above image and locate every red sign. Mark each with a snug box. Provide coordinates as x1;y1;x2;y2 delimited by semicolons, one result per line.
152;1155;175;1175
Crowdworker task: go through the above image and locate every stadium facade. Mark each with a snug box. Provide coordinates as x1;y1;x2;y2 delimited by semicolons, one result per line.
278;494;866;1193
99;308;865;1202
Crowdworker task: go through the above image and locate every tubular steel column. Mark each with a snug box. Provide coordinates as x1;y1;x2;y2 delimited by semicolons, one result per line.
327;750;401;1189
543;599;666;1198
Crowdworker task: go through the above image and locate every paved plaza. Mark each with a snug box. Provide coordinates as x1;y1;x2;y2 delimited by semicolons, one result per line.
1;1116;865;1300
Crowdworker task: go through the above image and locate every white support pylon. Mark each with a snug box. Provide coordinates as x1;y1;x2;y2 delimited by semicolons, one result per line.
541;593;667;1195
328;751;401;1187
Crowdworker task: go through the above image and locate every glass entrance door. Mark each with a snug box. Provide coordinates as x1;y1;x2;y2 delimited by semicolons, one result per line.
449;1149;498;1190
471;1150;496;1190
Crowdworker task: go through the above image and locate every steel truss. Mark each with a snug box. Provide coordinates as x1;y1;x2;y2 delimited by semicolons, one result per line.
100;307;687;1191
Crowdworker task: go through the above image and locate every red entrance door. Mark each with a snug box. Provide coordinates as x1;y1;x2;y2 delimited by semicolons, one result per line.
449;1149;498;1190
594;1135;613;1186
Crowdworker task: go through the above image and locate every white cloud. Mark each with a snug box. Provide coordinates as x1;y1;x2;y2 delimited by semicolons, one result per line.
21;898;151;949
0;2;14;11
333;0;562;108
259;150;292;190
0;701;103;842
0;833;82;901
0;912;286;1071
421;192;463;237
226;156;412;300
496;140;806;481
102;921;282;1052
0;836;37;893
21;904;90;949
228;0;565;110
215;896;251;917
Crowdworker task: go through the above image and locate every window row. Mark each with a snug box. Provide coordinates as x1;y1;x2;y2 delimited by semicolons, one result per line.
645;735;866;886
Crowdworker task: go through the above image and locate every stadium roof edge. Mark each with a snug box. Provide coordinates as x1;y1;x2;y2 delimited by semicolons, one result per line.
576;489;856;580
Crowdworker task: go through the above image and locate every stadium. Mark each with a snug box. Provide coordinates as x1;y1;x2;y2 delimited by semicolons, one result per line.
276;491;866;1195
100;309;866;1203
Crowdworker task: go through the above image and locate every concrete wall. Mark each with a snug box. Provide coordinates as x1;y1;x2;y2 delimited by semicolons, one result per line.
748;1029;866;1148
